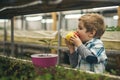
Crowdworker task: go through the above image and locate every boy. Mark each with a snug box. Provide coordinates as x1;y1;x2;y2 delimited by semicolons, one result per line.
65;13;107;73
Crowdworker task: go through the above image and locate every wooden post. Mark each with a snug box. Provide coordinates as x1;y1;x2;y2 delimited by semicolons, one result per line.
51;12;57;31
117;6;120;27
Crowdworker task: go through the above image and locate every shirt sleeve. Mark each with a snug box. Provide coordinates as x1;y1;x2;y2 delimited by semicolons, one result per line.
77;44;98;64
89;43;107;63
68;51;78;68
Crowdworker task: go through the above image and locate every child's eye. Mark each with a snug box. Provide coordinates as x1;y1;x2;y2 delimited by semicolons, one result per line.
78;24;83;30
79;27;83;30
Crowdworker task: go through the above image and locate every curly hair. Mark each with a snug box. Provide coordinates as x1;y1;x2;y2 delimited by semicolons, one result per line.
79;13;106;39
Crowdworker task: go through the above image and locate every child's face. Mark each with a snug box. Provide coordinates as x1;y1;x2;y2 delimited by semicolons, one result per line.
76;21;92;43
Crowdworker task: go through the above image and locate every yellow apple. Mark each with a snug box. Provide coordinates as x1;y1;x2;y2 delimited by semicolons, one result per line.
65;32;75;41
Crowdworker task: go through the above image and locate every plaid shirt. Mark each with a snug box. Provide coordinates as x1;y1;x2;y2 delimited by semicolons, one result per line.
69;38;107;73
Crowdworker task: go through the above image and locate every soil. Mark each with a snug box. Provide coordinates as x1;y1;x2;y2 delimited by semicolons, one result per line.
38;54;52;57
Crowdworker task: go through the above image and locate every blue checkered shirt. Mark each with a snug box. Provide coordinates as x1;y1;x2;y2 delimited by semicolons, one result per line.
69;38;107;73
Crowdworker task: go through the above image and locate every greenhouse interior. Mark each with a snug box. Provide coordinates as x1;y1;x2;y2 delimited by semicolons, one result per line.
0;0;120;80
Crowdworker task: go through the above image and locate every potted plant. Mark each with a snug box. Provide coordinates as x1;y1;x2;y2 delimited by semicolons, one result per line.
31;39;58;68
31;53;58;68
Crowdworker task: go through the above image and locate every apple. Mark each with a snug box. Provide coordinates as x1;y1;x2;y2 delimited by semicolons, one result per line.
65;32;75;41
65;31;80;42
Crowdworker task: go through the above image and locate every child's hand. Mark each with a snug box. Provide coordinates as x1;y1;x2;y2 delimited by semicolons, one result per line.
65;39;75;54
70;34;82;47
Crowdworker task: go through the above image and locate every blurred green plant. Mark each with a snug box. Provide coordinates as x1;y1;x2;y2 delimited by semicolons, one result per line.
116;26;120;31
106;25;120;31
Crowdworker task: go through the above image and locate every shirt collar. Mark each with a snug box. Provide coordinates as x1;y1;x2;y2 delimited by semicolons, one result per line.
84;38;97;45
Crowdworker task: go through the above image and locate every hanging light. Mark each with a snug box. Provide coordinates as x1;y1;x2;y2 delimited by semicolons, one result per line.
41;19;53;23
26;16;42;21
113;15;118;20
65;14;84;19
0;19;9;22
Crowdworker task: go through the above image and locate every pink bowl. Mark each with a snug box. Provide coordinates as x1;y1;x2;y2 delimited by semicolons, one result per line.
31;54;58;68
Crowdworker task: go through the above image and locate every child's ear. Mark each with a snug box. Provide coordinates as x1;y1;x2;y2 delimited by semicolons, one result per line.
89;30;96;37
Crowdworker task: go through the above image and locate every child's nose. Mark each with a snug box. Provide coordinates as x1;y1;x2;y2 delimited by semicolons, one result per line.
76;29;79;32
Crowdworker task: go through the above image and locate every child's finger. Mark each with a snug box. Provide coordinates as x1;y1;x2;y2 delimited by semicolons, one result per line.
74;34;78;38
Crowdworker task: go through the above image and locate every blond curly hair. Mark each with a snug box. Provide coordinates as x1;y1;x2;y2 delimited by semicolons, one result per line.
79;13;106;39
